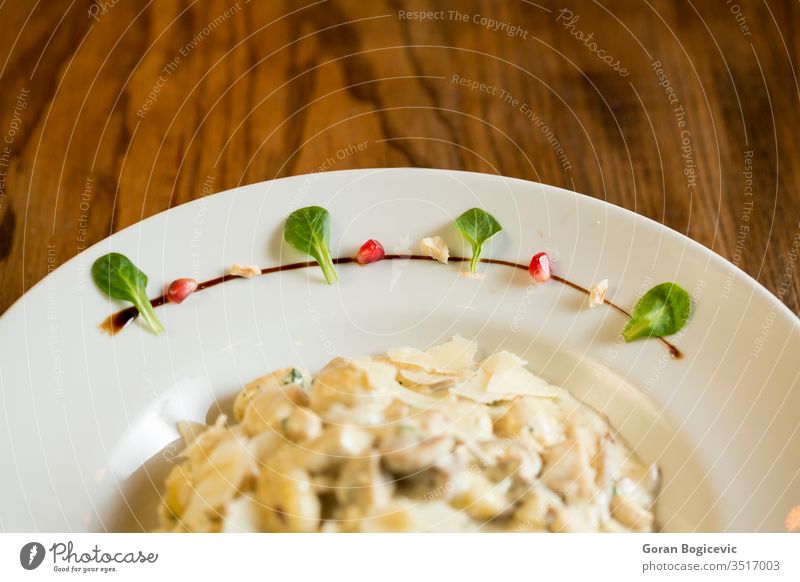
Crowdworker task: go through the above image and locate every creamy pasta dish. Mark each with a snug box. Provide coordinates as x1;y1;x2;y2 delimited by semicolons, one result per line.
156;337;659;532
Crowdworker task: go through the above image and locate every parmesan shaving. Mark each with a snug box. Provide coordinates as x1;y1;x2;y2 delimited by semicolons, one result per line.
388;336;477;373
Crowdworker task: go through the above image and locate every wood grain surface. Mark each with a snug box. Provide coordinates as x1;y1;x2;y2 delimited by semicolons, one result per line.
0;0;798;315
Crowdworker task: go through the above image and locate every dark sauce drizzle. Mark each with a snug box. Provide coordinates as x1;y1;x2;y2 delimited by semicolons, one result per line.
100;254;682;359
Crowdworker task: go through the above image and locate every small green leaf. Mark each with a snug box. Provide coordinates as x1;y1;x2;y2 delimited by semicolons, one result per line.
283;368;305;387
454;208;503;273
92;253;164;334
622;282;692;342
284;206;338;284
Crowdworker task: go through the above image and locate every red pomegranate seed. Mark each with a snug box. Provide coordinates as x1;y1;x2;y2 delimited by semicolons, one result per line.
529;252;551;283
356;239;385;264
167;278;199;304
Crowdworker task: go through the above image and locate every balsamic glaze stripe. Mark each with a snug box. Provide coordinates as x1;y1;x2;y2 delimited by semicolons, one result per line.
101;255;681;358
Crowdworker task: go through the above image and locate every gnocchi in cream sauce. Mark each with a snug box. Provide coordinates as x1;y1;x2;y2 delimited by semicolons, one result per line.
156;337;659;532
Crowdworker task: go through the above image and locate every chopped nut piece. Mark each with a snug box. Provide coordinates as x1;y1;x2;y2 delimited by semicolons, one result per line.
230;263;262;278
588;279;609;308
419;236;449;264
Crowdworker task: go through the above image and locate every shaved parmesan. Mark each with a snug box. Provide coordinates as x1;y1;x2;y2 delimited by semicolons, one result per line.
487;365;560;398
482;350;526;373
349;356;400;393
387;347;437;371
389;384;447;410
451;350;561;403
427;335;477;372
388;336;477;373
450;371;498;403
399;368;457;387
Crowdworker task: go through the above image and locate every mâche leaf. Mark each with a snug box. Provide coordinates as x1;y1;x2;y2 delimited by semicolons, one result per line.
284;206;338;284
454;208;503;273
92;253;164;334
622;282;692;342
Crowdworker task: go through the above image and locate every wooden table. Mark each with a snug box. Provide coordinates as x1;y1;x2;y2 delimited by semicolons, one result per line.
1;0;798;314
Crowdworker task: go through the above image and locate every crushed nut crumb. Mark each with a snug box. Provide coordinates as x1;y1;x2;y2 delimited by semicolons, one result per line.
230;263;262;278
589;279;609;308
419;236;449;264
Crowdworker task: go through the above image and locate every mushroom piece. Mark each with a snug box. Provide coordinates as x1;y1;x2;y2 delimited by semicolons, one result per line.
610;493;654;532
435;398;494;441
450;472;510;521
512;485;563;531
494;397;565;448
382;435;456;475
540;437;597;501
422;444;475;502
335;452;394;510
486;441;543;487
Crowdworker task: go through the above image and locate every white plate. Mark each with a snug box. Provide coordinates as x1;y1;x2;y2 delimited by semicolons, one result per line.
0;168;798;532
